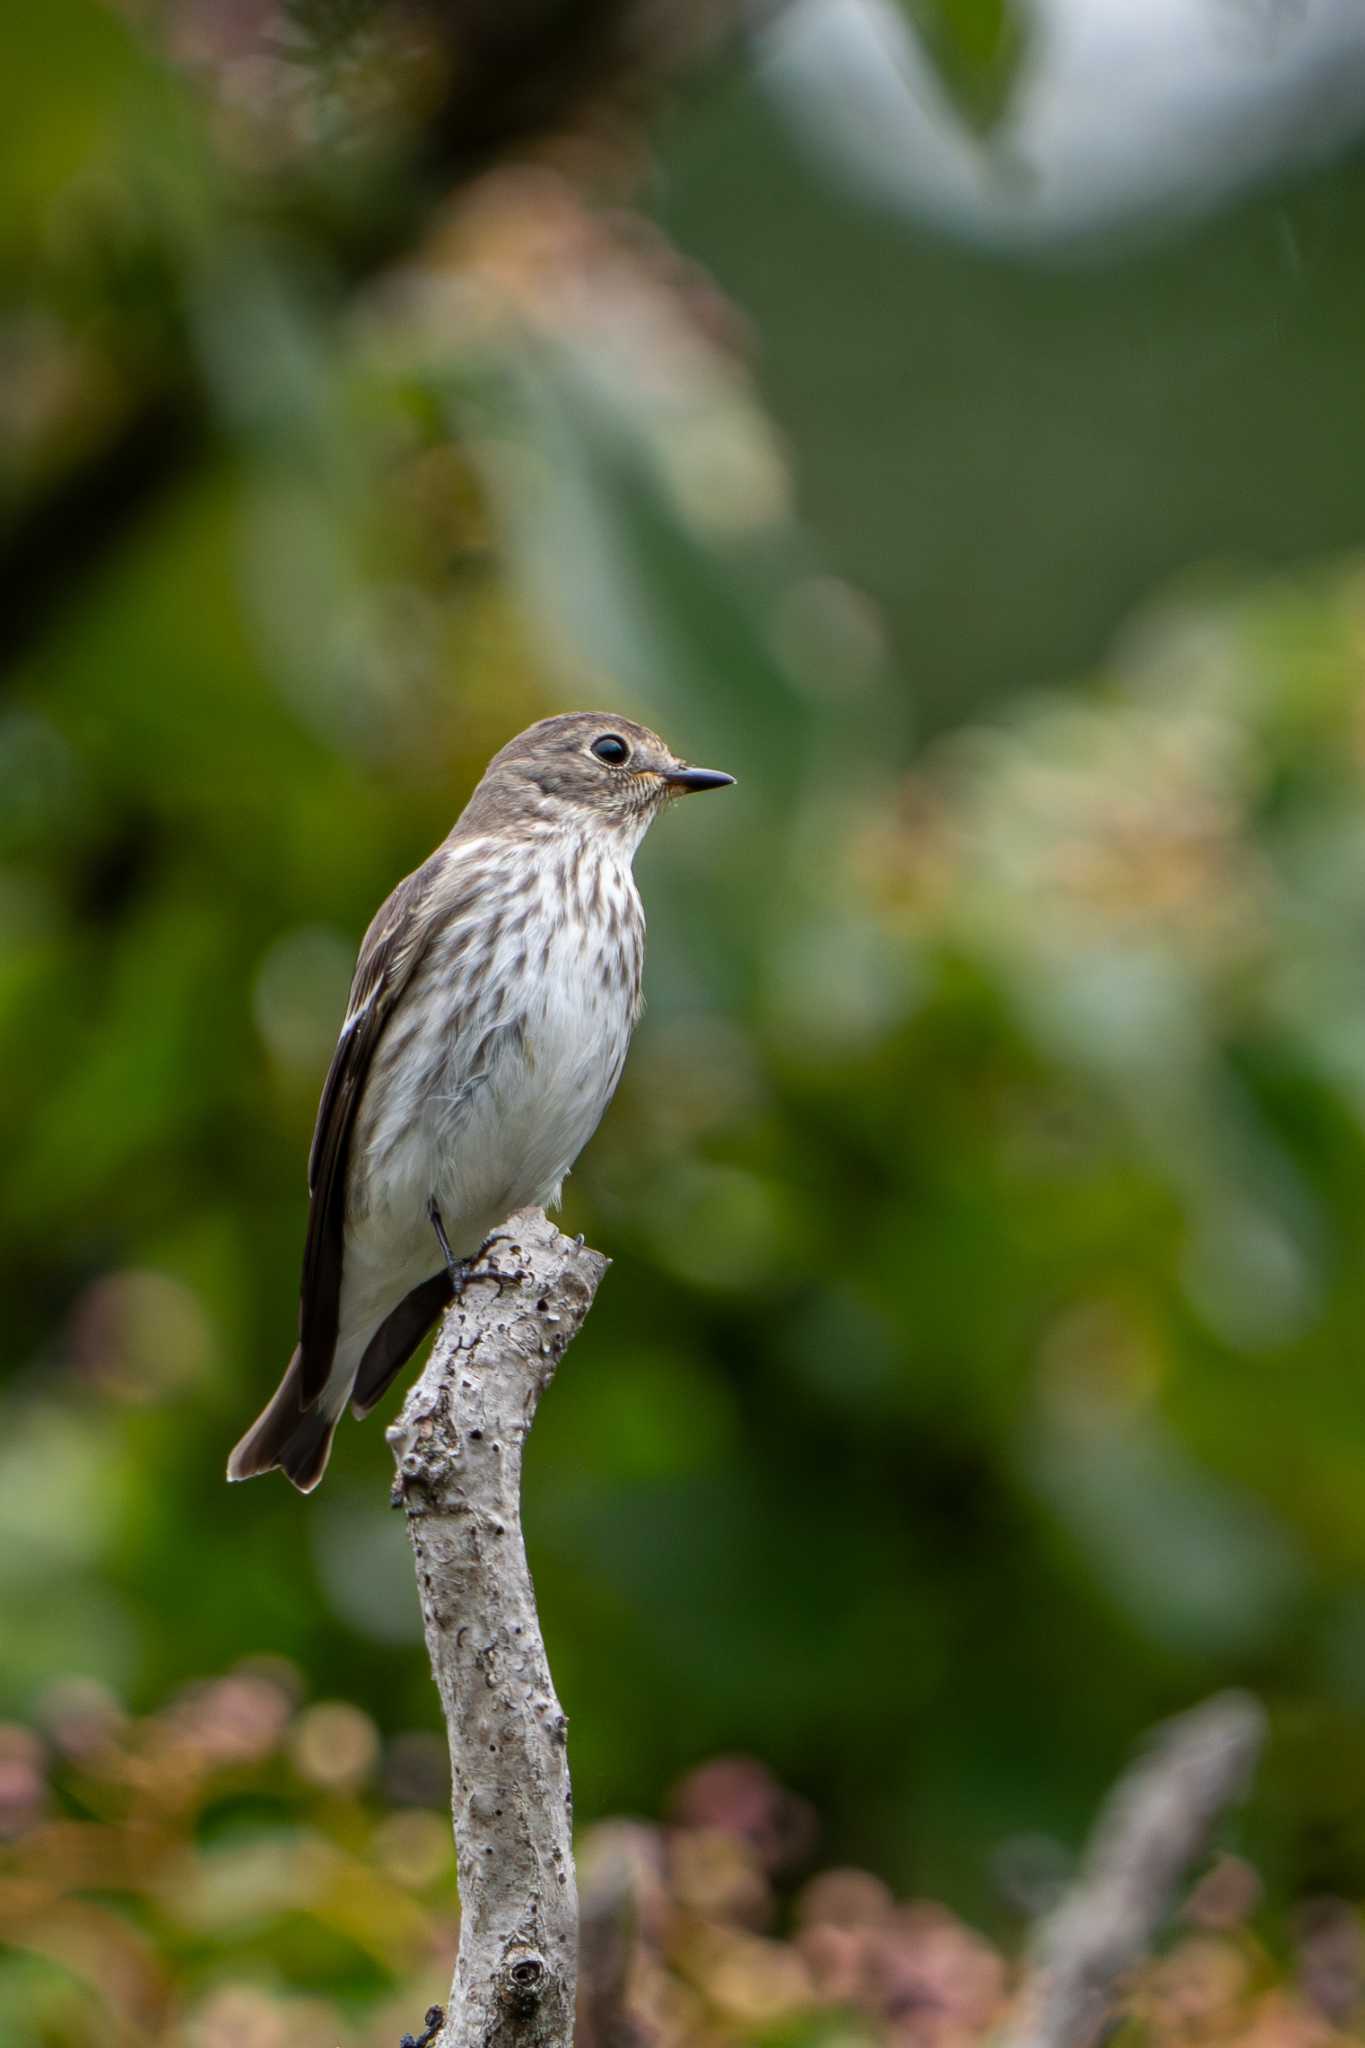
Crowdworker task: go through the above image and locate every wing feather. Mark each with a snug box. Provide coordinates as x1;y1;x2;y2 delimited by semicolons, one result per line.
297;851;448;1405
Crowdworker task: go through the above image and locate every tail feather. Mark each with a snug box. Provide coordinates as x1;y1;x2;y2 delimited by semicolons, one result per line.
227;1347;340;1494
350;1269;453;1418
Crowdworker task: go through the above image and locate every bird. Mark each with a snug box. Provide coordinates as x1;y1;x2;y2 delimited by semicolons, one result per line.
228;711;734;1493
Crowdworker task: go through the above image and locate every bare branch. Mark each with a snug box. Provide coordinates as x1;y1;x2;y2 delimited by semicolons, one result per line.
388;1208;610;2048
576;1824;648;2048
1004;1690;1266;2048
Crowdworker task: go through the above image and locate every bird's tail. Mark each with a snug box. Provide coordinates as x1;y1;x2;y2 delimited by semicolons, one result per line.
227;1346;340;1494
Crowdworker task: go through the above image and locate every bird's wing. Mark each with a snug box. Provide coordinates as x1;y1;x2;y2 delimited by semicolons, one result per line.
297;849;450;1406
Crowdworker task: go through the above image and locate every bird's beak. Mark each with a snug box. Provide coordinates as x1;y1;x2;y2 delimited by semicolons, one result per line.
662;765;736;794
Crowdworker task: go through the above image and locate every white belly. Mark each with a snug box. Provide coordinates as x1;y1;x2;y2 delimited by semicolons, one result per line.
337;837;641;1350
430;945;632;1235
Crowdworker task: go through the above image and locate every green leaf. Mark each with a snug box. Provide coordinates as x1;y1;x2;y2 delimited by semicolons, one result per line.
902;0;1029;133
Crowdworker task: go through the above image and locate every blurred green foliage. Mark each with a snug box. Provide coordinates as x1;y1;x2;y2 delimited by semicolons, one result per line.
6;0;1365;2035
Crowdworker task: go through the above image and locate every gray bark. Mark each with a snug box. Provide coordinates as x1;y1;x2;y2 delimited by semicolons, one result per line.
388;1208;609;2048
1003;1690;1266;2048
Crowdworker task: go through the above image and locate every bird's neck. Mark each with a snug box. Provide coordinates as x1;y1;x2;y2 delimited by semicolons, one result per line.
528;810;653;869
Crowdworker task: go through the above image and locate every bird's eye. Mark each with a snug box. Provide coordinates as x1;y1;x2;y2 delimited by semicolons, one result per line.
591;734;630;765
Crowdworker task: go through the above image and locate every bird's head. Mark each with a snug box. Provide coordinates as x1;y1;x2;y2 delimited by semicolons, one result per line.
465;713;734;842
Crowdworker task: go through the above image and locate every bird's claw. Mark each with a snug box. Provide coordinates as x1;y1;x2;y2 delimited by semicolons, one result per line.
461;1257;528;1296
399;2007;444;2048
454;1232;528;1297
429;1208;527;1296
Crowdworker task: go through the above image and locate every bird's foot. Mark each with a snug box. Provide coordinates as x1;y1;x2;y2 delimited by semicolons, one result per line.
400;2006;444;2048
428;1204;527;1296
459;1230;529;1296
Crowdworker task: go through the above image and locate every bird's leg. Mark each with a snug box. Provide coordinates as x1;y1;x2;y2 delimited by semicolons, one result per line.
427;1198;465;1288
427;1201;527;1296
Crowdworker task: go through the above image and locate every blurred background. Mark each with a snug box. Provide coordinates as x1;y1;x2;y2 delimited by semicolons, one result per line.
7;0;1365;2040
